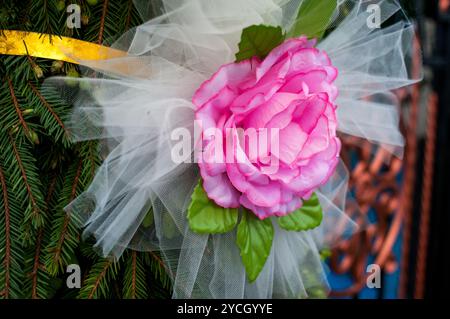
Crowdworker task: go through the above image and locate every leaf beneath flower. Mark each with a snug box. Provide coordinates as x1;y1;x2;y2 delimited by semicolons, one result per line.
142;207;154;228
237;209;274;283
235;25;285;62
277;193;323;231
288;0;337;40
187;179;239;234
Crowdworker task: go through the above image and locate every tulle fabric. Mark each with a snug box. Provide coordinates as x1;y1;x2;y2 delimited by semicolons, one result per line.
44;0;421;298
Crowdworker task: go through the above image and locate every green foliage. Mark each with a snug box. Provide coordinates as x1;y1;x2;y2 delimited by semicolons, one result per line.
82;0;142;45
0;166;23;299
235;25;285;62
78;258;121;299
287;0;337;40
236;209;274;283
0;0;172;299
44;159;84;276
0;133;45;234
143;251;173;294
277;193;323;231
29;0;64;35
122;251;147;299
187;180;239;234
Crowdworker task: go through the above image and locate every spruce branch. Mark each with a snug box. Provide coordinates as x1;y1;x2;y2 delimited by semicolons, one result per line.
44;159;83;276
28;81;72;147
6;77;32;139
25;174;60;299
78;258;121;299
0;133;45;245
145;251;172;291
0;165;24;299
0;0;163;300
7;133;44;229
0;167;12;299
123;251;147;299
98;0;109;44
29;0;62;36
124;0;134;32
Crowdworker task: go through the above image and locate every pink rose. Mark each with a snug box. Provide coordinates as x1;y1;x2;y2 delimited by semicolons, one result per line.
194;36;341;219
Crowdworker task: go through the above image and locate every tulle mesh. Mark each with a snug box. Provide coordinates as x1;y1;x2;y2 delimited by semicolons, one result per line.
43;0;421;298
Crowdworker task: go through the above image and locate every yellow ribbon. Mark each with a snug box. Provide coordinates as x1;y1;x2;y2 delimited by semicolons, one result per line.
0;30;127;64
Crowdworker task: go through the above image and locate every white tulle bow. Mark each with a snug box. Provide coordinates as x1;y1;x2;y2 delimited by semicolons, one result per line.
47;0;421;298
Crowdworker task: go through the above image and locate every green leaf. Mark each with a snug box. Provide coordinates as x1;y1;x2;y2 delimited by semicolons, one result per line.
287;0;337;40
187;180;239;234
277;193;323;231
142;208;154;228
235;25;285;62
236;210;274;282
162;213;178;239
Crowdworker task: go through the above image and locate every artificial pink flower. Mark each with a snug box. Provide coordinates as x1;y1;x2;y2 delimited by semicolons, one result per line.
194;36;341;219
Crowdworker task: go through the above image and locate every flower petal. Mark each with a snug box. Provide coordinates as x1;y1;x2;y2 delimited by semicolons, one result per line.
278;122;308;165
200;170;241;208
243;93;299;129
256;37;313;81
193;57;259;107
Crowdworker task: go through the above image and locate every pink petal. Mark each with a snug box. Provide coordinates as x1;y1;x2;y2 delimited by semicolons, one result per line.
256;37;311;81
256;57;291;86
280;70;328;94
200;140;226;176
230;80;284;115
195;86;236;133
278;122;308;165
274;197;303;217
263;165;300;183
287;138;341;194
239;195;274;219
193;57;259;107
200;171;240;208
265;102;297;130
245;182;281;207
240;193;302;219
298;115;330;159
243;93;299;129
290;48;321;72
293;96;328;133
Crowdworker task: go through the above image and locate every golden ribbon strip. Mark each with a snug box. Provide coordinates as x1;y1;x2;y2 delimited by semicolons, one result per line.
0;30;127;64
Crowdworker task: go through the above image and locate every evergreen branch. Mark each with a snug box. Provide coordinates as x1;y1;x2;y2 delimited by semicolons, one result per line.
45;174;59;204
79;239;100;260
131;252;136;296
149;251;168;276
8;133;40;225
78;258;121;299
30;175;58;299
2;55;45;85
53;160;82;267
44;160;83;276
29;82;70;144
98;0;109;44
146;251;172;291
30;227;44;299
80;141;100;185
124;0;134;31
123;251;147;299
0;133;45;240
7;77;31;138
84;0;138;45
88;261;112;299
29;0;61;36
0;163;24;299
0;168;11;299
0;0;166;300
